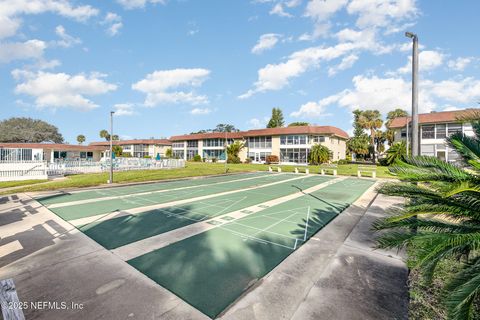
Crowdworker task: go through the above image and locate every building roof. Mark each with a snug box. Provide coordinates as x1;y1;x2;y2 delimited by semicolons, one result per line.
89;139;172;146
170;132;244;141
388;109;480;128
242;126;349;139
170;126;349;141
0;143;105;151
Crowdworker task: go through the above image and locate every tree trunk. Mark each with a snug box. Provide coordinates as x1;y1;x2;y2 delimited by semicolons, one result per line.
371;128;376;164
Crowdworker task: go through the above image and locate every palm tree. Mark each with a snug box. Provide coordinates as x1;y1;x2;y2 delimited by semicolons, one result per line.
374;110;480;319
226;141;245;163
385;140;406;165
99;129;109;141
358;110;383;163
309;144;331;165
76;134;86;145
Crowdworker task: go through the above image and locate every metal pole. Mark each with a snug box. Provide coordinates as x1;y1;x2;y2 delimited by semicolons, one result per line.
406;115;409;156
109;111;114;184
224;131;228;173
411;33;419;156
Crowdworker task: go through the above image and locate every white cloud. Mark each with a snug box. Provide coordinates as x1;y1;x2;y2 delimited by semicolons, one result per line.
116;0;166;10
291;95;338;118
251;33;282;54
396;50;444;74
12;70;117;110
0;40;46;63
291;73;480;119
286;0;302;7
132;68;211;107
240;31;392;98
347;0;418;30
190;107;211;115
0;0;98;39
114;103;136;116
55;25;81;47
102;12;123;36
328;54;358;76
447;57;472;71
247;117;269;129
270;3;292;17
305;0;348;21
301;0;348;40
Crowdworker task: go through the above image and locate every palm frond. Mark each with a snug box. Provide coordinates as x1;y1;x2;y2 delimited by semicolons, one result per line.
447;133;480;171
445;257;480;320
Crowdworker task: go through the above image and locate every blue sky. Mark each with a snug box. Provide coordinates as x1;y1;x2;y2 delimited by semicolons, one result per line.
1;0;479;143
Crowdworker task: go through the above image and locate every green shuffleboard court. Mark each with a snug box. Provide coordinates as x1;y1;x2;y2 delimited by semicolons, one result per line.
36;172;269;205
43;172;298;221
81;175;333;249
127;178;375;318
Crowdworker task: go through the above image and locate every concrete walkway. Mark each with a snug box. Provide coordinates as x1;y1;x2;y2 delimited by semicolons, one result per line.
0;182;408;319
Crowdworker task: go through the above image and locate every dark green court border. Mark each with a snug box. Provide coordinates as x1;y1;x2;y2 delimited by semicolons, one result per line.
81;175;332;249
46;173;298;221
36;172;270;205
128;178;375;318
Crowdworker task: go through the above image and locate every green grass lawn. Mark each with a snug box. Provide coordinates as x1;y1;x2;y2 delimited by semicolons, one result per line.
0;179;49;189
0;162;393;195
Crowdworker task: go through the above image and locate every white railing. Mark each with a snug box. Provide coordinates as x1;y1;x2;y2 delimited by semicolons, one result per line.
0;158;185;182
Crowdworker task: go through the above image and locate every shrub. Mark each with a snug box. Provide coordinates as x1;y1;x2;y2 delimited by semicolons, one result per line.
122;152;132;158
193;154;202;162
338;159;349;165
378;157;389;166
265;155;279;164
244;158;252;164
212;157;217;163
143;155;151;159
227;155;241;164
309;144;331;165
385;141;406;165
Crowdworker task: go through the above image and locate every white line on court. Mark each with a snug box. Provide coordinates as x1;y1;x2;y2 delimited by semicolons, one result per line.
69;174;312;227
46;172;281;209
111;176;346;261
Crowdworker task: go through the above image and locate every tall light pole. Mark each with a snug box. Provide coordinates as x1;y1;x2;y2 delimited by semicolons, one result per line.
406;31;419;156
109;111;115;184
224;131;228;173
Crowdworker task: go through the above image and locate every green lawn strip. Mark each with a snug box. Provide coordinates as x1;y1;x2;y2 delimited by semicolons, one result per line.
36;172;268;205
127;178;375;318
81;175;333;250
1;163;393;195
0;179;48;189
50;173;302;221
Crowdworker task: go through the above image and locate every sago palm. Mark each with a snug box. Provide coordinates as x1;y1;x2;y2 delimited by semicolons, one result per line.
374;111;480;320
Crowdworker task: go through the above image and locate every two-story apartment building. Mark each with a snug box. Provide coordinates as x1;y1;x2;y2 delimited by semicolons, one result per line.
169;126;348;164
388;109;478;162
89;139;172;158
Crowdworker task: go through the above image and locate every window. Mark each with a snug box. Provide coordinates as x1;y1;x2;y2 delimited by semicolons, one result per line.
172;150;184;159
187;140;198;148
186;149;198;160
172;142;184;148
203;139;225;147
0;148;33;161
80;152;87;159
312;136;325;143
447;123;462;136
247;136;271;149
203;149;225;160
280;148;309;164
436;124;446;139
280;135;309;146
422;125;435;139
401;129;407;138
420;144;435;157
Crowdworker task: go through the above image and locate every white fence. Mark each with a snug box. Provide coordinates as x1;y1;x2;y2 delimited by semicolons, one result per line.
0;158;185;182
